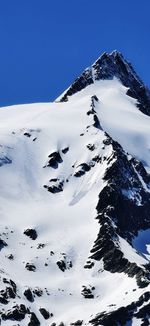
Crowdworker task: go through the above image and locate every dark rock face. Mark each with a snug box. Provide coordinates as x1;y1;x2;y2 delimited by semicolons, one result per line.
0;238;7;250
1;304;28;321
33;288;43;297
24;132;31;137
60;68;93;102
88;95;102;129
74;163;91;177
44;178;64;193
93;114;101;129
39;307;52;319
25;263;36;272
37;243;45;249
87;144;95;151
6;253;14;260
24;228;37;240
84;260;94;269
81;285;95;299
93;52;150;117
56;260;66;272
0;278;17;304
46;151;63;168
60;51;150;116
70;321;83;325
130;157;150;186
98;134;150;236
28;312;40;326
3;278;17;294
0;295;8;304
24;288;34;302
90;292;150;326
56;254;72;272
62;147;69;154
89;133;150;287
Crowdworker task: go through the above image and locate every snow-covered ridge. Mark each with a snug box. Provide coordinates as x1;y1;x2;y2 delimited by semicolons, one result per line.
58;50;150;116
0;52;150;325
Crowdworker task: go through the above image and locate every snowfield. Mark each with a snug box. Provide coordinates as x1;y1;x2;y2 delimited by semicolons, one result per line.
0;55;150;325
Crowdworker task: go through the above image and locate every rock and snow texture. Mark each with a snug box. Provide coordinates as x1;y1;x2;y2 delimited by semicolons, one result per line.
0;51;150;325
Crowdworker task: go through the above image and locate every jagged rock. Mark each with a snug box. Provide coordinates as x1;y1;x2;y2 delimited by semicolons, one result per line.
56;260;66;272
62;147;69;154
84;260;94;269
0;295;8;304
3;278;17;294
28;312;40;326
60;67;93;102
33;288;43;297
98;135;150;235
93;52;150;116
46;151;63;168
93;114;101;129
87;134;150;288
37;243;45;249
70;320;83;325
91;95;99;103
6;253;14;260
44;178;64;193
81;286;94;299
137;292;150;306
25;263;36;272
24;132;31;137
87;95;99;116
87;144;95;151
1;304;28;321
136;303;150;319
56;255;72;272
59;51;150;117
92;155;102;163
87;108;95;115
74;163;91;177
90;290;150;326
10;279;17;293
39;307;52;319
0;238;7;250
0;278;17;303
130;157;150;186
24;288;34;302
24;228;37;240
5;286;16;299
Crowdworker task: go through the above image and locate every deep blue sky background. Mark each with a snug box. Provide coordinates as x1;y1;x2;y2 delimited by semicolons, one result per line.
0;0;150;107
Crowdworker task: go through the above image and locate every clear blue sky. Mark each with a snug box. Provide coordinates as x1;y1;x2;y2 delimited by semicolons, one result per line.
0;0;150;107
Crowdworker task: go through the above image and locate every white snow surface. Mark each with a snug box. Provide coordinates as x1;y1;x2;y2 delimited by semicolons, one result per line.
0;78;150;325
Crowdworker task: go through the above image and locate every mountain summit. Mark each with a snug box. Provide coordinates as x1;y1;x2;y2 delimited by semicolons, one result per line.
0;52;150;325
60;50;150;116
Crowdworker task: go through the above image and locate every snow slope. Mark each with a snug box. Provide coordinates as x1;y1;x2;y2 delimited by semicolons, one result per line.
0;53;150;325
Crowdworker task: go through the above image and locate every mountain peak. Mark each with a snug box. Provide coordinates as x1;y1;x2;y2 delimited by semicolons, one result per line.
59;50;150;116
1;49;150;325
92;50;138;80
94;49;124;61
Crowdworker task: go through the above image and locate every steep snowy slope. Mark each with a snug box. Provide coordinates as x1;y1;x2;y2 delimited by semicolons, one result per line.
0;51;150;326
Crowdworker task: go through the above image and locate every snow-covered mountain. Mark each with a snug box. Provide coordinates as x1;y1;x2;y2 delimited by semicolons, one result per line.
0;51;150;326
